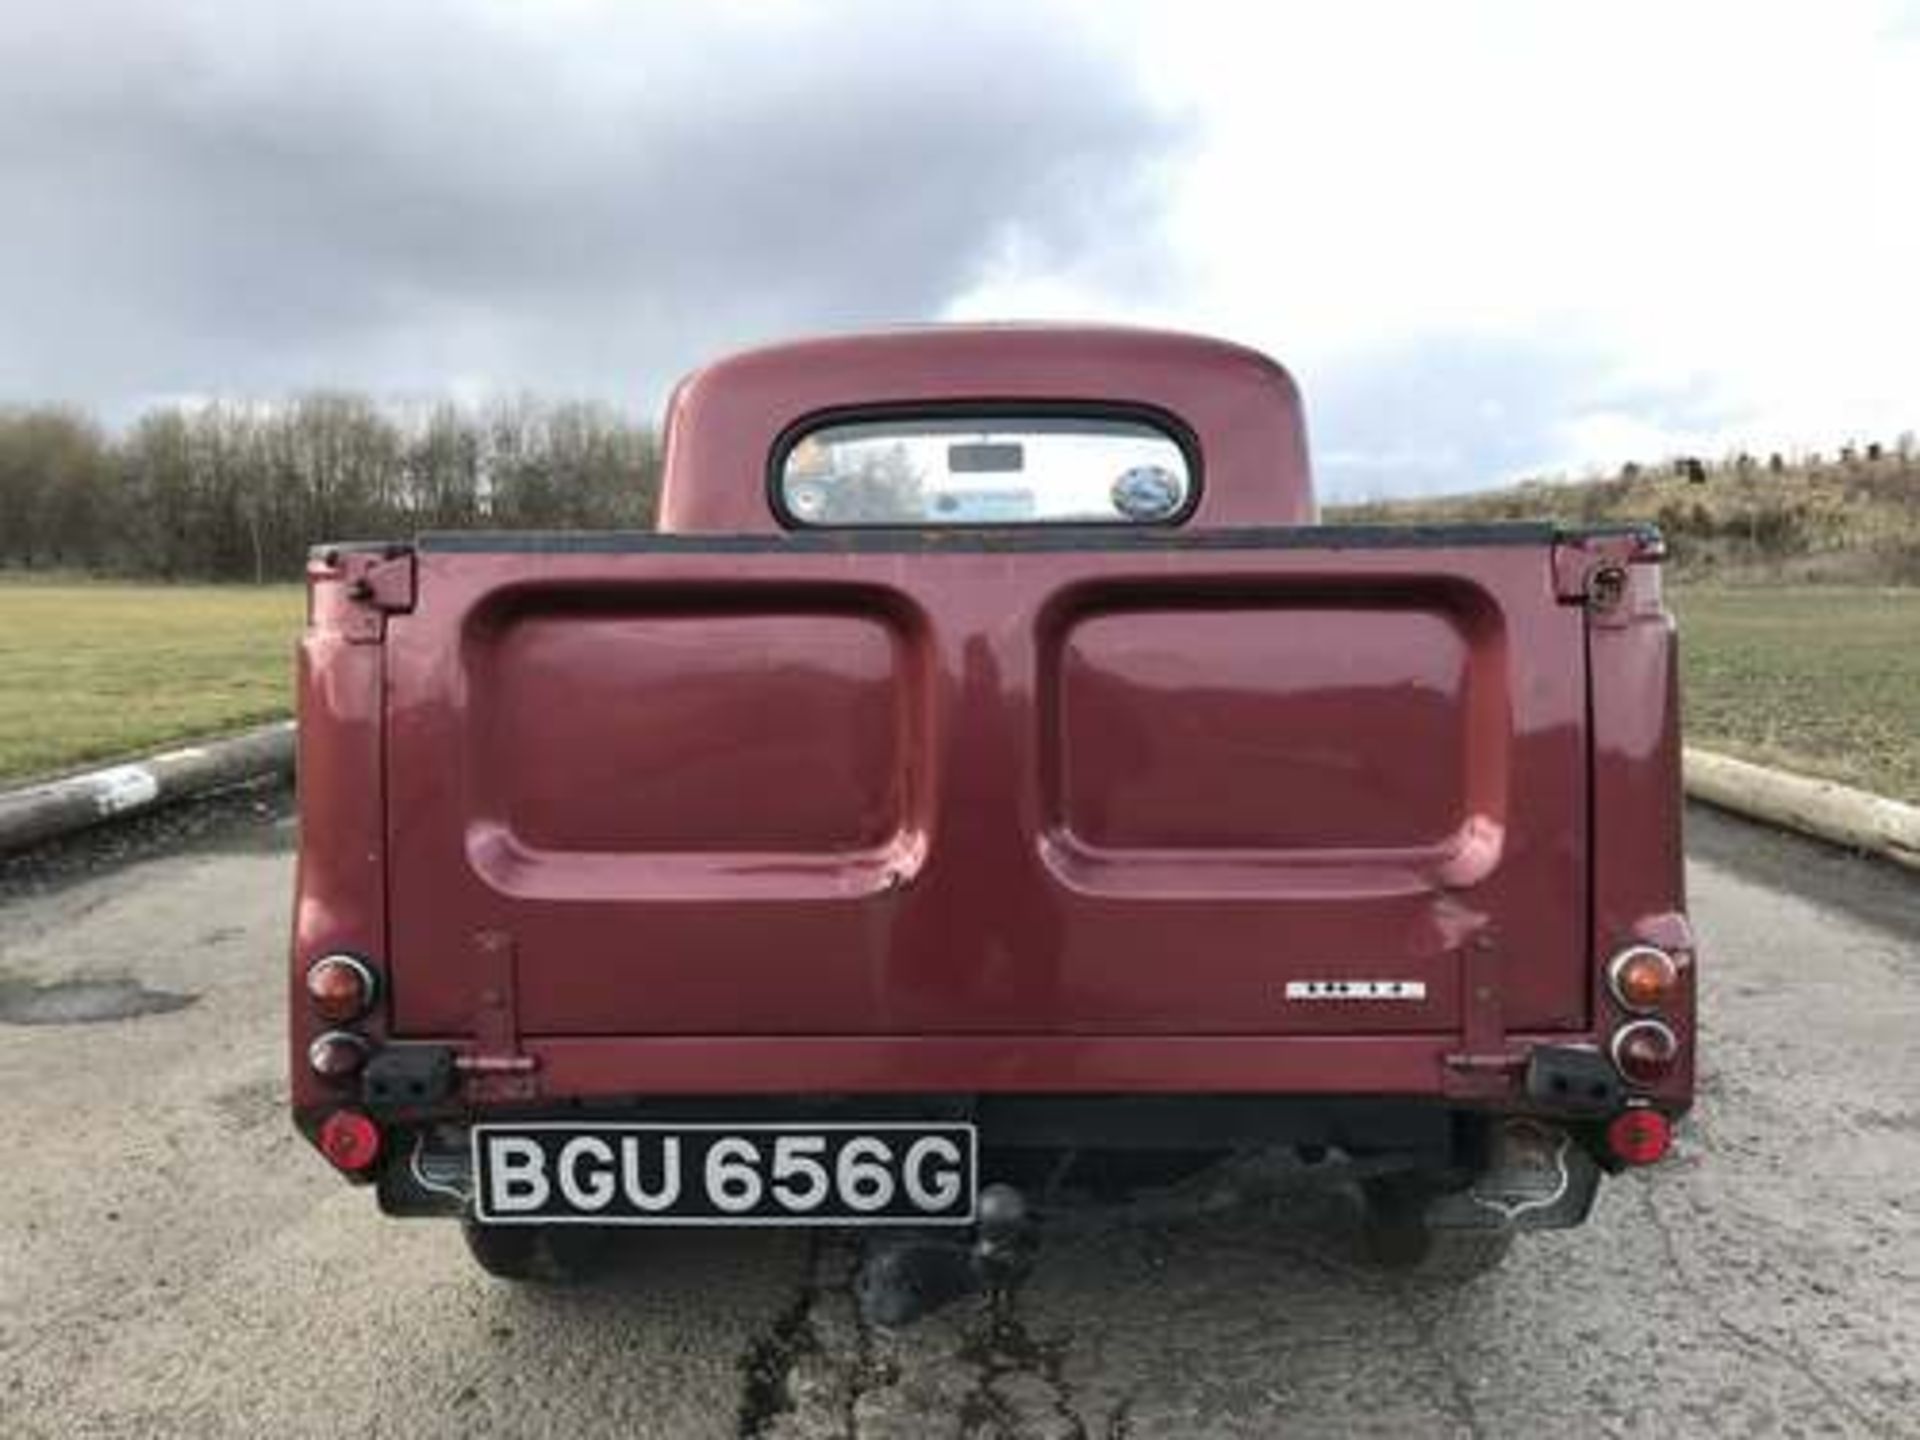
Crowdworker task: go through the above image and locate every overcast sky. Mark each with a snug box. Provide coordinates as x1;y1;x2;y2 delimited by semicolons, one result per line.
3;0;1917;498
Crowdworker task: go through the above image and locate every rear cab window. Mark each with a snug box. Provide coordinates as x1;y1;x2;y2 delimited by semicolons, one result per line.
775;412;1197;527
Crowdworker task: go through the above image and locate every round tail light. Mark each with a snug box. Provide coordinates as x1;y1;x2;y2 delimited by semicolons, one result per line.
1611;1019;1681;1084
308;1030;370;1079
307;953;378;1023
1606;1108;1673;1165
317;1109;383;1173
1608;945;1679;1012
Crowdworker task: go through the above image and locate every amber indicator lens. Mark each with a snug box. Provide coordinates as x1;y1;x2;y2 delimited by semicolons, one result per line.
1608;946;1679;1012
317;1109;383;1173
308;1030;369;1079
1611;1019;1680;1084
306;954;377;1023
1606;1108;1672;1166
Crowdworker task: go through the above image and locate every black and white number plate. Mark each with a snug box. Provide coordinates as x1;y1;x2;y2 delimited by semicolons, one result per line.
471;1123;978;1226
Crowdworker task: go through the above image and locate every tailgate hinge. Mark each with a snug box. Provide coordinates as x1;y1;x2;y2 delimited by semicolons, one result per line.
1442;932;1526;1098
459;928;541;1102
1551;527;1664;622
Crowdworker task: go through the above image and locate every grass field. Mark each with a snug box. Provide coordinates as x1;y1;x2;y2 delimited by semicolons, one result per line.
0;579;303;783
1672;585;1920;803
0;576;1914;806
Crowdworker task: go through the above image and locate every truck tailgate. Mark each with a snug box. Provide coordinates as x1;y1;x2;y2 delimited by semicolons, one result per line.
382;530;1589;1041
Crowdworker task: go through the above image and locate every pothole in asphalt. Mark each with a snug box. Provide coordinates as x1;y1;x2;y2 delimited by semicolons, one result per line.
0;972;198;1025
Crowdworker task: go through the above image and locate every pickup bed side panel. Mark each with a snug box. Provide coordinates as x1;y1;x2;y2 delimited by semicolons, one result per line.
289;559;391;1128
382;533;1590;1070
1588;560;1695;1108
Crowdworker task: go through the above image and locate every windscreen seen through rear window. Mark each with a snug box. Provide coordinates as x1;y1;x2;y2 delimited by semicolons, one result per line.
778;415;1193;527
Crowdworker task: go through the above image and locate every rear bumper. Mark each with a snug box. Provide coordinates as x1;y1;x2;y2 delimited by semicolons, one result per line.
298;1036;1686;1209
357;1030;1688;1106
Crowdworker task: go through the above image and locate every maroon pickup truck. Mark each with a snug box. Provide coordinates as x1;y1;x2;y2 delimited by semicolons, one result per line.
291;326;1693;1307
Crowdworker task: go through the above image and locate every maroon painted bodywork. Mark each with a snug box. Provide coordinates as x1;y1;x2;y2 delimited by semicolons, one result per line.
291;327;1693;1163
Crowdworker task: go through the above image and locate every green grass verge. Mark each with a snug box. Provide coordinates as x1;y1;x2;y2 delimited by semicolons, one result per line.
1673;586;1920;804
0;579;304;783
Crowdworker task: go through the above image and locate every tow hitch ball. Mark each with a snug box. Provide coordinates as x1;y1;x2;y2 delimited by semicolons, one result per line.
972;1182;1036;1285
855;1182;1036;1328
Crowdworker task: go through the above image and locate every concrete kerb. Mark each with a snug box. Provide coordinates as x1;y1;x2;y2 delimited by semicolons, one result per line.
1683;746;1920;874
0;722;295;855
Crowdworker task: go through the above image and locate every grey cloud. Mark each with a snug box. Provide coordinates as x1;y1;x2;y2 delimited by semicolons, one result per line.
0;1;1187;416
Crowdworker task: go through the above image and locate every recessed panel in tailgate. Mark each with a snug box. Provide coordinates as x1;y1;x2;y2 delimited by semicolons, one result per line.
465;601;917;884
385;534;1587;1040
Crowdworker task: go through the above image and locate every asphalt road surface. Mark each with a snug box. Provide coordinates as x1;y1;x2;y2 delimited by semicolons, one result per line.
1;797;1916;1438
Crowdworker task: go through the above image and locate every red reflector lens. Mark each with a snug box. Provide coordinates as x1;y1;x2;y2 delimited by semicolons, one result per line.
1611;1019;1680;1084
306;954;376;1024
1607;1108;1672;1165
317;1109;382;1173
308;1030;369;1079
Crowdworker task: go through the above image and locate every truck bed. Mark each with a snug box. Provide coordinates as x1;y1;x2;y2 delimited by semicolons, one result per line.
332;524;1623;1088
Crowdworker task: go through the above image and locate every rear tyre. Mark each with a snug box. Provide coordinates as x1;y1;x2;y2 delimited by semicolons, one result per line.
461;1220;609;1284
1359;1178;1514;1282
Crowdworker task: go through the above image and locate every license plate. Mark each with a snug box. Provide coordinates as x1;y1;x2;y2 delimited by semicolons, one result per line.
471;1122;978;1226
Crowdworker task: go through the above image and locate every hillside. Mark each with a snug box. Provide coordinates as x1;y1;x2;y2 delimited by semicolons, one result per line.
1327;446;1920;584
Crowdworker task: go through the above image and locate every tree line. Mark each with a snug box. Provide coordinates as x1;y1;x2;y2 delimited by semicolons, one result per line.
0;396;660;582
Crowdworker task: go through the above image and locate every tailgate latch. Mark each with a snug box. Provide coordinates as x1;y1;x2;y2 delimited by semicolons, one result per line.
331;547;416;644
1551;527;1663;623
